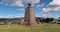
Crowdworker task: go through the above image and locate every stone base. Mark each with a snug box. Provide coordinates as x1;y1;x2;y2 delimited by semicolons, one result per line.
22;21;40;26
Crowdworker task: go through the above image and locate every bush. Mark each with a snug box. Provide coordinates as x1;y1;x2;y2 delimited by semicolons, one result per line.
0;22;5;25
0;21;9;25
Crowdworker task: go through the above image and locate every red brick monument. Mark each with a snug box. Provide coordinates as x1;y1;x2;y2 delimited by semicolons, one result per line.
23;3;39;26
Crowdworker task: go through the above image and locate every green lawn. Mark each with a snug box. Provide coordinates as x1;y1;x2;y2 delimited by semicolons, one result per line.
0;23;60;32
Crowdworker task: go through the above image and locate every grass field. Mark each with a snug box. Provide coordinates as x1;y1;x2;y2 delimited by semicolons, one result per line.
0;23;60;32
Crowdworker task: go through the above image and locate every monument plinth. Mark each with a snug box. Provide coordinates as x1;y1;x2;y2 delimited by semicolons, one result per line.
23;3;39;26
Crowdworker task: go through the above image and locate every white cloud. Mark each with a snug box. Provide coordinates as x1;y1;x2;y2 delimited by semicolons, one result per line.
18;8;25;11
35;15;40;17
49;0;60;5
13;0;24;7
42;0;60;13
0;0;40;7
0;14;24;18
42;0;60;17
0;16;5;18
17;14;24;17
42;13;49;17
0;0;24;7
31;0;40;4
37;3;44;7
23;0;40;4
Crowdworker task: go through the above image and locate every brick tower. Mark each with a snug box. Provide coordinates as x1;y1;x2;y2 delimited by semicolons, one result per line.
23;3;39;26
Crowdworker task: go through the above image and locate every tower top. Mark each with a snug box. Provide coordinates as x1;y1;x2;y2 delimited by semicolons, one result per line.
28;3;31;7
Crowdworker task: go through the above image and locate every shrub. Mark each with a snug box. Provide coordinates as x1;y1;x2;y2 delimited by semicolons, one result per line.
0;22;5;25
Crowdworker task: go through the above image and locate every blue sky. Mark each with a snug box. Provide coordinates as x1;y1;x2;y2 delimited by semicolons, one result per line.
0;0;60;18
